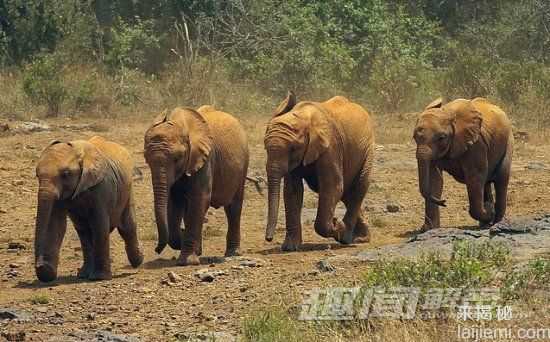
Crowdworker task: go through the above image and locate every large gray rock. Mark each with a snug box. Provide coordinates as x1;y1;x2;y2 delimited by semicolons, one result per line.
338;215;550;263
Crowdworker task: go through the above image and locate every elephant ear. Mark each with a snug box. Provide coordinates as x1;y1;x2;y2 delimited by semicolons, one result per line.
273;91;297;117
425;97;443;110
303;109;330;165
71;140;109;198
152;109;169;126
449;103;483;158
184;110;213;176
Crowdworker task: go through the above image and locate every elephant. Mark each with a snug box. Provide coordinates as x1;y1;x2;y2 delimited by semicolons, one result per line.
413;97;513;230
144;105;249;266
264;92;375;251
34;136;143;282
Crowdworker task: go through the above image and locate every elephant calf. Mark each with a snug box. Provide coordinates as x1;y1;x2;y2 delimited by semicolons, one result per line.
144;105;249;266
264;92;375;250
414;97;513;230
35;136;143;282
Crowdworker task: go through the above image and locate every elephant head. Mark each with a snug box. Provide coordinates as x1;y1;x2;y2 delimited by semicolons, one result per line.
34;139;109;282
264;92;330;241
413;98;483;207
144;108;212;254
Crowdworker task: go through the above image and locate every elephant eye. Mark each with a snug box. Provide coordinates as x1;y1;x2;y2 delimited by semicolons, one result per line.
61;169;71;178
437;134;447;141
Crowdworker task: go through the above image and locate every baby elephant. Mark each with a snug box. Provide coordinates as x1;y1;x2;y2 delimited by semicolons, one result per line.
414;98;513;230
34;136;143;282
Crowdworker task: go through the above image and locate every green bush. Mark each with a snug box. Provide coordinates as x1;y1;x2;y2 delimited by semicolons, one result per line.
502;258;550;301
22;54;67;116
363;240;510;289
105;18;161;72
242;309;307;342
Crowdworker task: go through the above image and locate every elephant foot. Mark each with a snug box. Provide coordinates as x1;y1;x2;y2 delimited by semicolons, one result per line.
77;264;93;279
478;220;493;229
353;221;370;243
89;270;112;281
281;237;302;252
177;253;200;266
128;250;144;268
332;218;353;245
225;247;241;257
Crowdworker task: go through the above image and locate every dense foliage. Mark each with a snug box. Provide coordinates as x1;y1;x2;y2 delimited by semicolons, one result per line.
1;0;549;116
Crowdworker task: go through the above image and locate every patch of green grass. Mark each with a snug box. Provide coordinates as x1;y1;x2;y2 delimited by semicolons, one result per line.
30;294;50;305
502;258;550;301
364;240;511;289
371;217;387;228
242;308;308;342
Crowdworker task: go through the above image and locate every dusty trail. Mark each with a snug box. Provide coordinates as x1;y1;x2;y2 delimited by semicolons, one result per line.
1;116;549;341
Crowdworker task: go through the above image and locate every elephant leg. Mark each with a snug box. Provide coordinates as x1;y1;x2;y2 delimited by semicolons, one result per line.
168;193;185;250
282;174;303;252
224;183;244;257
178;167;211;266
89;209;112;281
118;203;144;268
342;164;371;244
466;174;494;226
494;163;511;224
314;173;344;243
482;182;495;227
70;214;94;279
422;165;443;231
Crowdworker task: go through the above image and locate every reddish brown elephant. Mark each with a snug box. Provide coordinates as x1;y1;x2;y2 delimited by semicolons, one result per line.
144;105;249;266
264;92;375;251
414;97;513;230
34;136;143;282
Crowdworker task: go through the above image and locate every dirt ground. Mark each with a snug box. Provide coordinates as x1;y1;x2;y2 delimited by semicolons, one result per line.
0;111;549;341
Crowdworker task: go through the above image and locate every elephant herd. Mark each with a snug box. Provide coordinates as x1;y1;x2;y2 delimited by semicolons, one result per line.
32;92;513;282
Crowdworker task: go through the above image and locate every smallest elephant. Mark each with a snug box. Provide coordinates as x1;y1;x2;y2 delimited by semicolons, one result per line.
34;136;143;282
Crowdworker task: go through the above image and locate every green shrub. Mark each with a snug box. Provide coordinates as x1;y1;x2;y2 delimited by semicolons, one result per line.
502;258;550;301
242;309;307;342
30;294;50;305
105;19;161;72
71;74;97;112
113;67;143;106
364;240;510;289
22;54;67;116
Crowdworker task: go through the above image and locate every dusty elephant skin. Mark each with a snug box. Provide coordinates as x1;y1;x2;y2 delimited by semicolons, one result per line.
264;92;375;251
34;136;144;282
414;97;513;230
144;106;249;266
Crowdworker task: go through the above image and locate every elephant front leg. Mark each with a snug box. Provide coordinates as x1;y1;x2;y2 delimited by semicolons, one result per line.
89;210;112;281
282;175;304;251
69;214;94;279
178;191;210;266
466;174;494;226
118;204;144;268
422;165;443;231
314;174;344;243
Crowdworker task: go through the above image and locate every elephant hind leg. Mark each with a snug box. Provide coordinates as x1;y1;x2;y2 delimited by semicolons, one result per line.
118;203;144;268
341;161;371;244
224;183;244;257
494;163;511;224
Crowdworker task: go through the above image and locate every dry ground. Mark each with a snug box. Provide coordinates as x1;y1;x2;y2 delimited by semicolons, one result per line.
0;110;549;341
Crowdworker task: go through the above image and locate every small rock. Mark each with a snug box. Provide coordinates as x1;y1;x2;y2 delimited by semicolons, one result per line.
386;203;400;213
6;269;20;277
86;313;96;321
239;258;265;267
8;263;19;269
0;309;30;322
35;307;48;314
167;271;182;283
526;161;547;170
12;180;24;186
317;260;336;272
7;242;26;250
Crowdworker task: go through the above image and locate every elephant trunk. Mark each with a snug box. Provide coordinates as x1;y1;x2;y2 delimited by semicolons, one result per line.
151;166;170;254
417;154;446;207
34;186;59;282
265;162;286;242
